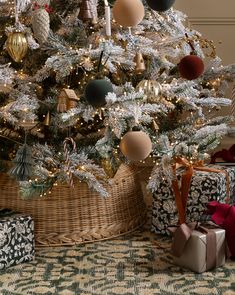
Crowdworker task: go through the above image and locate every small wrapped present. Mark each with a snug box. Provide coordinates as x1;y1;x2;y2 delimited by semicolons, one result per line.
0;209;35;270
172;224;226;273
152;160;235;235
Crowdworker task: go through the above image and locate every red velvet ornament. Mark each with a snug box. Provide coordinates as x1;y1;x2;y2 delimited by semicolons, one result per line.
178;55;204;80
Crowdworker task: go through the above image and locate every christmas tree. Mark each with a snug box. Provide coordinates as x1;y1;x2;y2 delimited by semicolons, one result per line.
0;0;234;198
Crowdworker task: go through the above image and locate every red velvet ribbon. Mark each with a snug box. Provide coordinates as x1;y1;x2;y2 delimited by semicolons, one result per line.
211;144;235;164
207;201;235;258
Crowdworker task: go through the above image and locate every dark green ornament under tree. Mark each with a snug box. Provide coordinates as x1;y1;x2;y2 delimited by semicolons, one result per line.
85;79;113;108
146;0;175;12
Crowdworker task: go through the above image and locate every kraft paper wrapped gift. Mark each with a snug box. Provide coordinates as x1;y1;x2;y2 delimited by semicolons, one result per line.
173;227;226;273
152;165;235;235
0;210;35;270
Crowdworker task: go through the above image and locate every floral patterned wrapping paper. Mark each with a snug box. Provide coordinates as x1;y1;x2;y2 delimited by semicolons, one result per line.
0;214;35;270
152;165;235;235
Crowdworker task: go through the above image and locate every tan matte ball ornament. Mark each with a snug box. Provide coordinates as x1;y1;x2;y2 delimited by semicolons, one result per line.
120;131;152;161
113;0;145;28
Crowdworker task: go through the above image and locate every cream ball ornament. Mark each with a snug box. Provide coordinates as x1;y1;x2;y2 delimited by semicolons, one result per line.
120;130;152;161
113;0;145;28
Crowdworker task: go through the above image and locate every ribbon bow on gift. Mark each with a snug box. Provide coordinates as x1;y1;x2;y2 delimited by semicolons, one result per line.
170;222;218;271
171;157;230;225
170;157;230;268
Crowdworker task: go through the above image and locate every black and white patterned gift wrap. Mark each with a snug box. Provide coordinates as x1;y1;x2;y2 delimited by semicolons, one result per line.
0;214;35;270
152;165;235;235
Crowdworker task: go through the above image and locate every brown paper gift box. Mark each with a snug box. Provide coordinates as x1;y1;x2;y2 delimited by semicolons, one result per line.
173;228;226;273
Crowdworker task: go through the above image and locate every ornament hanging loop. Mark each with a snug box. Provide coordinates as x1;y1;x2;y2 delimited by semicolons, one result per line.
185;33;196;54
14;0;19;26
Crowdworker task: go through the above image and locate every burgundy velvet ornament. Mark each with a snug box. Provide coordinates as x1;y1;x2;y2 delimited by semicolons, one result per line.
178;55;204;80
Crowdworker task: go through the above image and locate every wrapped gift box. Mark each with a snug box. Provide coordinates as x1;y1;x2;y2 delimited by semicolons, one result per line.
0;211;35;270
173;227;226;273
152;165;235;235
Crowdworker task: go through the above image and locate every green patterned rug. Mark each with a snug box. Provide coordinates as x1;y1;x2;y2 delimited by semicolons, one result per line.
0;223;235;295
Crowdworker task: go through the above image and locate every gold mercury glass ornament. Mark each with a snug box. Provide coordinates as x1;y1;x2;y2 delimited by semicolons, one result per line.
6;32;28;62
136;80;162;102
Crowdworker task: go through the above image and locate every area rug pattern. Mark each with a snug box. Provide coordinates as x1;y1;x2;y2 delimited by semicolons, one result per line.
0;224;235;295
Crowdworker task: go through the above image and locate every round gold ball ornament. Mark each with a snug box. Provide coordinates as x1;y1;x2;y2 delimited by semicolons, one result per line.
113;0;145;28
136;80;162;102
6;32;28;63
120;130;152;161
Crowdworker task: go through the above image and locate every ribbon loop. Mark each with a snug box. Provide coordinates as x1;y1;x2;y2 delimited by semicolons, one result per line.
172;157;231;225
172;222;217;271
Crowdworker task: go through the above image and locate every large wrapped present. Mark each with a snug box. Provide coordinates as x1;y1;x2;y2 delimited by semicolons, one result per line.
0;209;35;270
152;161;235;235
172;224;226;273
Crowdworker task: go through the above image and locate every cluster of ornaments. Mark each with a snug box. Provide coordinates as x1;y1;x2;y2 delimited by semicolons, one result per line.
5;1;51;63
5;0;204;166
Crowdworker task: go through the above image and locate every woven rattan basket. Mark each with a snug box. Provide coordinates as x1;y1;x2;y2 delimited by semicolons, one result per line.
0;164;147;247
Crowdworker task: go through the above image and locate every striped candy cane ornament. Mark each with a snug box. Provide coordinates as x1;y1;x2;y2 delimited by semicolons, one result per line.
63;137;76;188
231;84;235;118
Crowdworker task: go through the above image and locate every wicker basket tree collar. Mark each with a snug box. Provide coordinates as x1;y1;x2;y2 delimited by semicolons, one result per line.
0;164;147;247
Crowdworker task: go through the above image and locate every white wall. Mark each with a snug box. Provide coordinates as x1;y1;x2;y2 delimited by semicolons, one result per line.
174;0;235;65
174;0;235;147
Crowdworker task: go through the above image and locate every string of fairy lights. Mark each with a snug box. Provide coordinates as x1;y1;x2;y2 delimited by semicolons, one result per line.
0;0;230;198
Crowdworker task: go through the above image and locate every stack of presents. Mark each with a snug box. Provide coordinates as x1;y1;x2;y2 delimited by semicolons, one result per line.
0;145;235;274
152;144;235;273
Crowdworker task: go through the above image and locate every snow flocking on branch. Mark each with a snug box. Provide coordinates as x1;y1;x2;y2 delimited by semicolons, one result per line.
193;123;229;141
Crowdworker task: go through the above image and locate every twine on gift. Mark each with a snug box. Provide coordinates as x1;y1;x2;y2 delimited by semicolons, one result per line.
63;137;76;188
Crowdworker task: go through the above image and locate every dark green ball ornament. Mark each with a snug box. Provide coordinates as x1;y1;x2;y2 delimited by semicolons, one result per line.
146;0;175;12
85;79;113;108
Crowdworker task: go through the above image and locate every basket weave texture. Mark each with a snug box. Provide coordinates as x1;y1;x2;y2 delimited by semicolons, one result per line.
0;164;147;247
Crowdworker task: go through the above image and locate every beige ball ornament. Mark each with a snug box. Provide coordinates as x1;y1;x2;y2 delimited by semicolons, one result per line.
120;131;152;161
113;0;145;28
